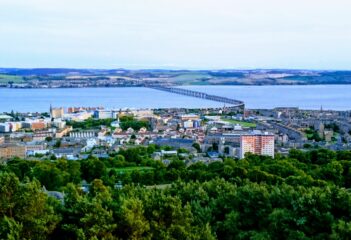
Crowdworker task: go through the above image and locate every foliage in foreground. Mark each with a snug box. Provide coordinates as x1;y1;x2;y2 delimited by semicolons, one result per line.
2;148;351;239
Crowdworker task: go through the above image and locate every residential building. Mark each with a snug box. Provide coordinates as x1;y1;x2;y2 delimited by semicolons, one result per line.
52;119;66;129
70;131;97;139
66;111;93;121
0;114;13;123
154;138;194;150
0;143;26;159
53;147;81;160
94;110;118;119
9;122;22;132
180;114;200;121
25;142;46;151
33;131;54;141
50;106;64;119
240;133;275;159
183;120;193;129
0;123;11;133
55;126;73;138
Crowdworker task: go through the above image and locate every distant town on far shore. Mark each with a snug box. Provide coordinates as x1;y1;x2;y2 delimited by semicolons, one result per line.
1;68;351;88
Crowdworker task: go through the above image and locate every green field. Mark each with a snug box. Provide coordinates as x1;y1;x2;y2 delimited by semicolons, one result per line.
306;133;314;139
0;74;24;83
221;118;256;127
169;73;211;84
110;166;154;173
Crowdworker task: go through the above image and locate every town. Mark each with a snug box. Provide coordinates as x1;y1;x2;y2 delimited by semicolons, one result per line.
3;0;351;238
1;105;351;163
2;68;351;89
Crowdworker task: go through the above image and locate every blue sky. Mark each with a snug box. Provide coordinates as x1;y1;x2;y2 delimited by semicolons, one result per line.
0;0;350;69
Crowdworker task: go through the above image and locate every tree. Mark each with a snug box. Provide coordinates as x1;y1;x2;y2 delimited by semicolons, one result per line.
332;220;351;240
147;144;156;154
309;149;336;165
2;148;351;239
61;183;116;240
118;198;150;239
45;136;53;142
5;159;32;181
219;211;240;238
320;161;343;185
192;143;201;153
0;216;22;240
81;158;106;182
54;140;61;148
67;161;82;184
0;173;61;240
32;162;70;190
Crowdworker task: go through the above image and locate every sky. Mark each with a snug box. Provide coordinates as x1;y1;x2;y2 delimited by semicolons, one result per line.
0;0;350;70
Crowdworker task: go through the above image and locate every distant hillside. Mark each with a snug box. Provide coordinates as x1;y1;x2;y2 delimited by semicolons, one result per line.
0;68;351;87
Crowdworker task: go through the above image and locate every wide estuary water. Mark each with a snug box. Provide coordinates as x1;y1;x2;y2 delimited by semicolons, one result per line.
0;85;351;112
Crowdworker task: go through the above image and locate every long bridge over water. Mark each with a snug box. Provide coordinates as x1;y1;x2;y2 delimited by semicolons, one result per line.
146;85;245;110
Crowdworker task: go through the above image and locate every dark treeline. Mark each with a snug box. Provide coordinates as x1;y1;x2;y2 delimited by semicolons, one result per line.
2;148;351;239
66;116;150;131
66;118;116;130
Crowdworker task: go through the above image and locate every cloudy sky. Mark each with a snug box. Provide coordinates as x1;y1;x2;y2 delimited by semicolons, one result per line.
0;0;350;69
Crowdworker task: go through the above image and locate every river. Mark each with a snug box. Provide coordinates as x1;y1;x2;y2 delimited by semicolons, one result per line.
0;85;350;112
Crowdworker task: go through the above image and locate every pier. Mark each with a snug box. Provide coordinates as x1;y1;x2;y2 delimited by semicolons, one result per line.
146;85;245;109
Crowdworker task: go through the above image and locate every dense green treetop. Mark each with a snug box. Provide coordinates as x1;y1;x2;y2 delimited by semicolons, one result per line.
2;148;351;239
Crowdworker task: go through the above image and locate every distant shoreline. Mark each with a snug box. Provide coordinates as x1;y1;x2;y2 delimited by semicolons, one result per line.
2;82;351;89
1;69;351;87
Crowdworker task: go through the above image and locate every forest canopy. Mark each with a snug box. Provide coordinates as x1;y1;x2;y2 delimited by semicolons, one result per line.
1;148;351;239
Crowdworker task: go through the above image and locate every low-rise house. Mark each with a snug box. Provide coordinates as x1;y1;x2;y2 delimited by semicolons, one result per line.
53;147;81;160
126;127;135;134
138;127;147;134
70;130;97;139
0;114;13;122
92;149;109;159
51;119;66;129
82;138;97;152
187;157;223;166
31;121;47;131
55;126;72;138
25;141;46;152
65;111;93;121
111;120;120;128
27;149;50;156
0;123;11;133
154;138;194;149
151;152;162;160
99;136;116;147
162;159;171;166
161;150;177;156
33;131;54;141
324;130;334;142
